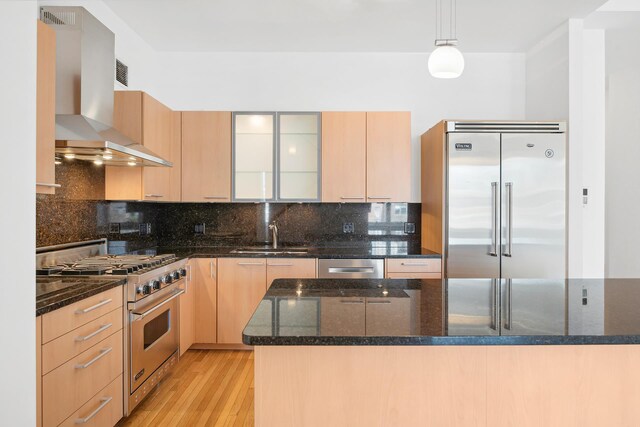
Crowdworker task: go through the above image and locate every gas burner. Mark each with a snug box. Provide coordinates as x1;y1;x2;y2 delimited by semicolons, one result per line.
59;266;111;276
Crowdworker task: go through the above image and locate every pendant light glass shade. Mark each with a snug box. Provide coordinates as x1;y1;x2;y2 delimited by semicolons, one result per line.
428;44;465;79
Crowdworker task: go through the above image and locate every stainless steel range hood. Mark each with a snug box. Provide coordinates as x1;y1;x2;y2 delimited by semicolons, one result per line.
40;6;171;167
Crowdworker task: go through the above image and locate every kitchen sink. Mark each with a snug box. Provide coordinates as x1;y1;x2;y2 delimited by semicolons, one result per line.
230;247;309;255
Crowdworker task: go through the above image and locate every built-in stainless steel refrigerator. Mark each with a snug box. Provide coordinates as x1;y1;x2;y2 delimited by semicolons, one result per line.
444;121;567;279
420;121;567;336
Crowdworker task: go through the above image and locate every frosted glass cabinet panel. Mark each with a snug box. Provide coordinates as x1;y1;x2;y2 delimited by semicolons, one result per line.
233;113;275;200
233;112;321;201
278;113;320;201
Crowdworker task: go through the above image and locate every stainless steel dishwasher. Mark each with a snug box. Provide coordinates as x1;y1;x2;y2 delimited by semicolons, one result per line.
317;259;384;279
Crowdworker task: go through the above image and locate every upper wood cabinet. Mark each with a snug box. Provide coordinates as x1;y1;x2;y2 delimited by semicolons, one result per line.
36;20;57;195
182;112;232;202
105;91;180;201
366;112;411;202
321;111;411;203
321;112;367;202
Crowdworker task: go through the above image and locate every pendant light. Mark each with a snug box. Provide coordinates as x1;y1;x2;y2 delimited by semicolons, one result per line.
428;0;464;79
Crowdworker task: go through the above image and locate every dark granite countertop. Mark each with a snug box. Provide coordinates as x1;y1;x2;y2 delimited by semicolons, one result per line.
132;244;440;259
36;276;126;317
243;278;640;346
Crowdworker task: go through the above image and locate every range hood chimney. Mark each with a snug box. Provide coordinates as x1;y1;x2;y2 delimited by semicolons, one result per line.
40;6;171;167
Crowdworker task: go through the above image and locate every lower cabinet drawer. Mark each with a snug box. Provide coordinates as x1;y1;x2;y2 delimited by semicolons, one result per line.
42;330;123;427
42;308;123;375
386;258;441;274
387;272;442;279
58;375;123;427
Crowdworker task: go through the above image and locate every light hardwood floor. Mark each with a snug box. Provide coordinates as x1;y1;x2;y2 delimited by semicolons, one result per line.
118;350;254;427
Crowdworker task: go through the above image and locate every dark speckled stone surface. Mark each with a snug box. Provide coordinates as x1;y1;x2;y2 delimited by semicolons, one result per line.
36;276;126;316
243;278;640;346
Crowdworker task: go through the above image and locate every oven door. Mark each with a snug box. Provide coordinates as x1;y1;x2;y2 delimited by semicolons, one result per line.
129;286;183;393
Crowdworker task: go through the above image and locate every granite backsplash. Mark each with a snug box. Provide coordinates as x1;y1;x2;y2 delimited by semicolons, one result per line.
38;159;420;252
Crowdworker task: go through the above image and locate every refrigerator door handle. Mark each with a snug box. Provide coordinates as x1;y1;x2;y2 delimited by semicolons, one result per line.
490;182;499;257
490;278;499;331
504;278;512;330
503;182;513;257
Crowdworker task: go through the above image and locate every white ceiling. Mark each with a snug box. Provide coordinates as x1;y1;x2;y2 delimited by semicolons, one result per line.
102;0;607;53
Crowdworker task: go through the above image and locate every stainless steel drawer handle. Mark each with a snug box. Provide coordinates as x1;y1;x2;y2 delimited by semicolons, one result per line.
267;263;293;267
400;262;429;266
367;300;392;304
131;289;185;320
340;300;364;304
36;182;61;188
367;196;392;200
204;196;227;199
340;196;365;200
75;396;112;424
144;194;164;198
75;347;112;369
237;262;265;266
75;323;113;342
328;267;374;274
75;299;113;315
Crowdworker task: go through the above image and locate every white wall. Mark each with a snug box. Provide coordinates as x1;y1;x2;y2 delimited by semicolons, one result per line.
158;52;526;201
0;1;37;424
605;17;640;277
525;20;606;278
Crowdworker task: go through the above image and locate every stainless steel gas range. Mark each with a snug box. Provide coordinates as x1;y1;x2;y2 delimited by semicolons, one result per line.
36;239;187;416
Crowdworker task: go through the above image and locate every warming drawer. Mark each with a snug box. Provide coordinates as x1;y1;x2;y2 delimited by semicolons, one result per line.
317;259;384;279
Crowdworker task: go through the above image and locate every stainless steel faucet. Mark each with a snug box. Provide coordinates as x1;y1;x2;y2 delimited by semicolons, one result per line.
268;221;279;249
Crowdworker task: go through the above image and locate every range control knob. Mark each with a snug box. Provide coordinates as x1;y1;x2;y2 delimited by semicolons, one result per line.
164;274;173;284
136;286;144;295
142;284;152;295
171;271;181;280
179;268;187;277
151;280;161;290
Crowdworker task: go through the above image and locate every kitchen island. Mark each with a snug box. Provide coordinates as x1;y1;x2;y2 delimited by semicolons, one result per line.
243;278;640;427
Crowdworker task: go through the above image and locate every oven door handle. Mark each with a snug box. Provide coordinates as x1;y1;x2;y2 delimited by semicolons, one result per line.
130;289;185;321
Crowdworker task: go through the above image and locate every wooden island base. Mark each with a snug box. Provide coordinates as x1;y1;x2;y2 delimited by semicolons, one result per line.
254;345;640;427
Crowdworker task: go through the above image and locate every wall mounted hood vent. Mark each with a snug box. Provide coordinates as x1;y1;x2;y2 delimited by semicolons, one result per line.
40;6;171;167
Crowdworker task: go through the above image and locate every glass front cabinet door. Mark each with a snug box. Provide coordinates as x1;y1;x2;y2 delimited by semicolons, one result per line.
233;112;321;202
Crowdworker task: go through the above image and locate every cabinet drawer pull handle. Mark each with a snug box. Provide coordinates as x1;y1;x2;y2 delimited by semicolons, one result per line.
237;262;265;266
367;300;391;304
340;196;365;200
204;196;227;199
144;194;164;198
367;196;392;200
75;396;112;424
75;347;112;369
75;323;113;342
400;262;429;266
340;300;364;304
36;182;61;188
75;299;113;315
267;263;293;267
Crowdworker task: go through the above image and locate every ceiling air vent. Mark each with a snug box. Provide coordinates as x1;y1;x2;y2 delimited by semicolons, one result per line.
40;7;77;26
116;59;129;87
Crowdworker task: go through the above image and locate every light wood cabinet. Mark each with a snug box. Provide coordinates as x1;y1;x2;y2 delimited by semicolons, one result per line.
105;91;180;201
36;20;57;194
217;258;267;344
193;258;217;344
180;260;196;352
36;317;42;427
182;112;232;202
385;257;442;279
366;112;411;202
321;112;367;202
266;258;317;288
58;375;123;427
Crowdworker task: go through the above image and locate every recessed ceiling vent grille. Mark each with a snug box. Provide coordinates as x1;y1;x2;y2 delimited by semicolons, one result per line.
40;7;77;27
447;121;566;133
116;59;129;87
